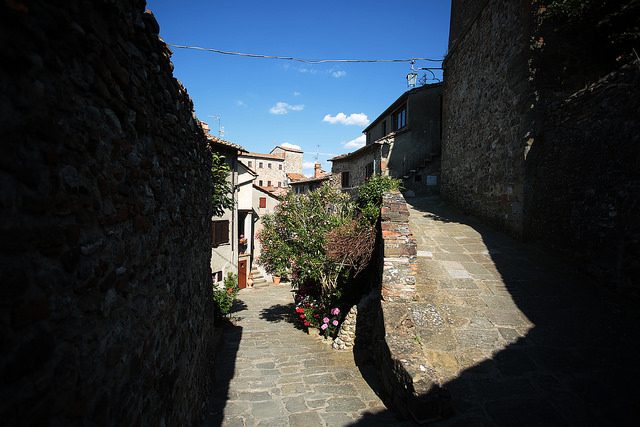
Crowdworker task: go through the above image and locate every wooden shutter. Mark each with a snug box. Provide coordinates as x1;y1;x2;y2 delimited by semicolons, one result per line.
212;220;230;246
259;197;266;208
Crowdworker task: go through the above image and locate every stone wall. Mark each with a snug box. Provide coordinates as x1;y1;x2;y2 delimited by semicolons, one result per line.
525;64;640;294
443;0;640;293
372;192;451;423
0;2;214;426
442;0;534;236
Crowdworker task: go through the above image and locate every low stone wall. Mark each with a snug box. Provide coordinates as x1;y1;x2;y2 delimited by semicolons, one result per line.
372;192;451;423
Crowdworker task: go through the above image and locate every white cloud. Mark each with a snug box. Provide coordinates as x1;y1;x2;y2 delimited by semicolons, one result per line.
332;70;346;78
322;112;370;126
344;135;366;149
270;102;305;115
236;100;247;107
303;161;317;168
293;91;301;96
280;142;302;150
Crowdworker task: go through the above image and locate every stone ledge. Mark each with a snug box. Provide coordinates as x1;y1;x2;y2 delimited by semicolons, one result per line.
374;191;453;423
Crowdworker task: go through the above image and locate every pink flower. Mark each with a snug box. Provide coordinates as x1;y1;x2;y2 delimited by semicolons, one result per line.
321;324;328;330
332;320;339;326
323;317;329;323
331;308;340;315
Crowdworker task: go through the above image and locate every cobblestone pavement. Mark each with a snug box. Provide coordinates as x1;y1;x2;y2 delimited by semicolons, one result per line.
202;283;413;427
405;194;640;425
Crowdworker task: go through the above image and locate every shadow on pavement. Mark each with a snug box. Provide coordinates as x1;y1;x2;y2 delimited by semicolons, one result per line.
202;297;248;426
381;195;640;425
259;302;308;332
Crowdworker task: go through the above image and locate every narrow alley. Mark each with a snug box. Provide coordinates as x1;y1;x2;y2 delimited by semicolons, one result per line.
202;283;412;427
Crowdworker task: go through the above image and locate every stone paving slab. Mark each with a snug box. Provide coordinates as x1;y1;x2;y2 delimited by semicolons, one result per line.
404;195;640;425
202;283;413;427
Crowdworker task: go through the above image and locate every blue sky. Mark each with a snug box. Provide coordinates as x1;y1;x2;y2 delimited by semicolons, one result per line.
146;0;452;176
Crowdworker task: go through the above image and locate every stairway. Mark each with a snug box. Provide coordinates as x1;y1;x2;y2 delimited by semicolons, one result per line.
249;265;268;287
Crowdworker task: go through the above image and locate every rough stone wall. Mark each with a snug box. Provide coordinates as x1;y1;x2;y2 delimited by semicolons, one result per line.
526;65;640;294
442;0;535;235
443;0;640;293
271;146;303;175
372;192;451;423
0;2;214;426
331;147;378;191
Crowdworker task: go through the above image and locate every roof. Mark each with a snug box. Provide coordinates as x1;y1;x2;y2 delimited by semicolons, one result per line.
362;82;443;134
237;160;258;176
328;140;380;162
289;172;333;185
254;184;288;199
272;145;303;153
287;172;307;182
240;152;284;160
206;135;246;152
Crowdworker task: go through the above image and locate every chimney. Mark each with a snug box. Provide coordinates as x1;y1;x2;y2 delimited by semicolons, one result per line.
314;163;322;178
201;122;210;136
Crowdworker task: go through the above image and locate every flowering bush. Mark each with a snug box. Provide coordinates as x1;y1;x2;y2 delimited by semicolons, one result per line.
256;183;354;290
293;280;343;338
213;272;239;319
238;234;247;245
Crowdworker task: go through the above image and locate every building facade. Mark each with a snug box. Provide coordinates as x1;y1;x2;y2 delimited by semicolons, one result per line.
331;83;443;193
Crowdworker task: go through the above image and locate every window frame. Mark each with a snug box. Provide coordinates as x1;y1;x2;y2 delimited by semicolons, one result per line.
211;220;230;247
392;106;407;131
341;171;350;188
259;197;267;208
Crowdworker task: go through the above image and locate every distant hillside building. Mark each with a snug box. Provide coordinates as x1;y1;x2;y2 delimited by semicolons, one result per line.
239;145;304;189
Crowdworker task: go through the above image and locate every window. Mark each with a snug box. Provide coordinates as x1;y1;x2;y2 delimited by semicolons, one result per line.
212;220;229;247
248;161;252;168
268;163;272;169
212;271;222;282
382;120;387;136
259;180;263;186
279;164;283;170
259;197;266;208
393;106;406;130
341;171;350;188
267;181;271;187
259;162;263;168
365;162;374;180
278;182;281;187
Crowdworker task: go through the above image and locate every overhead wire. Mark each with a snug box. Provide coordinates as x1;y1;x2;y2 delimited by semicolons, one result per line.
165;43;443;65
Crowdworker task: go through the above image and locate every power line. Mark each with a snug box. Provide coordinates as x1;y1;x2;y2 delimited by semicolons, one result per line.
166;43;443;65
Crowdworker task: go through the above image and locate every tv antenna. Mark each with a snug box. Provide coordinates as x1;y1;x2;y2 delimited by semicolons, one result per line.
315;144;319;163
210;114;224;138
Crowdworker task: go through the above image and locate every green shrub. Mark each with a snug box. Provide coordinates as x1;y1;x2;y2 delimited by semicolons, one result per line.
213;272;239;318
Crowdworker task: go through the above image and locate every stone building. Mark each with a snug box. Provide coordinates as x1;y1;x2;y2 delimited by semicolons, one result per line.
290;163;339;194
239;145;303;189
330;83;443;193
442;0;640;292
270;145;304;177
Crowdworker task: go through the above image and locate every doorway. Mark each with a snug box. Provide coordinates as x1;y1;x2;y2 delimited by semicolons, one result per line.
238;259;247;289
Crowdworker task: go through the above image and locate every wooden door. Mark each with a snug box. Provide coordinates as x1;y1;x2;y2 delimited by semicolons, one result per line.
238;259;247;289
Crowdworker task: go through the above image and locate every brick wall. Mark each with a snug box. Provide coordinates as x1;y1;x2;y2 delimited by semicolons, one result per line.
0;1;214;425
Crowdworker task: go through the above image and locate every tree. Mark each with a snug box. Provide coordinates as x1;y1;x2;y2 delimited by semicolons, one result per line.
211;151;234;217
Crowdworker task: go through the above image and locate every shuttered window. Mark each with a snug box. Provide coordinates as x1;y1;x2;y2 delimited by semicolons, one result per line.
259;197;266;208
211;220;229;246
341;171;350;188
